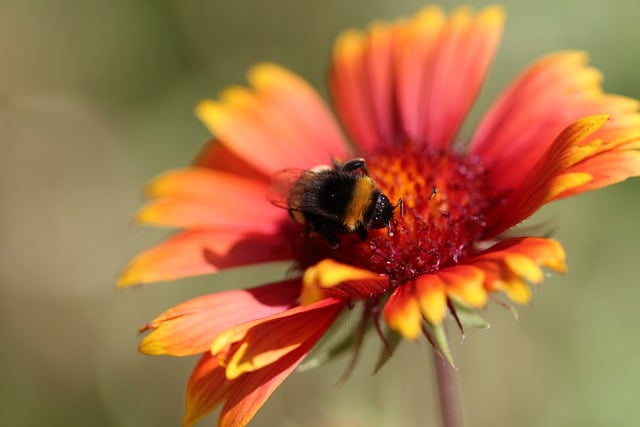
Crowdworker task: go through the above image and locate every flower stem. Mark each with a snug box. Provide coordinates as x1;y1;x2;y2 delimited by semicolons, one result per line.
434;352;463;427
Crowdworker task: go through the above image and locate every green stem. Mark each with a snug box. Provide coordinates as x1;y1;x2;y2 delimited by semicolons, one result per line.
434;352;463;427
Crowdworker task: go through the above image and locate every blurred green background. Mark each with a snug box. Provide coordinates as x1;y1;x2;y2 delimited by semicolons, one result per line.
2;0;639;426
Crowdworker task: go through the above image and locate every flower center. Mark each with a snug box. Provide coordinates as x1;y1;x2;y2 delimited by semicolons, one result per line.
294;144;503;287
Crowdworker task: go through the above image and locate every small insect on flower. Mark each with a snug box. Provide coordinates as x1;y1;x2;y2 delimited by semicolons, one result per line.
270;157;402;248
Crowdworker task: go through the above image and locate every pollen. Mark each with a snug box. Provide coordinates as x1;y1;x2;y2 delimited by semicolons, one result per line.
296;144;504;287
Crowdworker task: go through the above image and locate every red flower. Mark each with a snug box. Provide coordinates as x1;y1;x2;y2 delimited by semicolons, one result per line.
119;6;640;426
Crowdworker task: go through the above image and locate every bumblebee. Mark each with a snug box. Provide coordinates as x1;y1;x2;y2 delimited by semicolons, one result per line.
271;158;401;248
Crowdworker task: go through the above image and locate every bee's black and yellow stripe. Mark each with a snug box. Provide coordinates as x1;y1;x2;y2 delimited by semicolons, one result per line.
343;176;376;231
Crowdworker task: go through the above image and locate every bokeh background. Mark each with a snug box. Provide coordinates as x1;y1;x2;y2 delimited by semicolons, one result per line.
2;0;639;426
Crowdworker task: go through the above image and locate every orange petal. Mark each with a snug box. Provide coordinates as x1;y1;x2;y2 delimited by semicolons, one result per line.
471;51;639;188
300;259;388;304
248;64;349;163
438;264;487;307
383;282;422;340
139;280;301;356
117;230;292;287
136;198;284;234
144;168;266;203
192;138;268;182
183;353;231;427
211;298;343;380
196;64;349;175
415;274;447;324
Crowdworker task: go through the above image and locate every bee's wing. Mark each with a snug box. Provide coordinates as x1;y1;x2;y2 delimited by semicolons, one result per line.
267;168;306;210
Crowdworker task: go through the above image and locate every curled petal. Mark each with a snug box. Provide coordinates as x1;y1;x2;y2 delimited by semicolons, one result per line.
211;298;343;380
139;280;301;356
301;259;389;304
471;237;567;304
486;115;609;234
471;51;640;188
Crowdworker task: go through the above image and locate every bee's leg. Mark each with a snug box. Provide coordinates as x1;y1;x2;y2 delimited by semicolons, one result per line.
313;223;341;249
357;225;369;241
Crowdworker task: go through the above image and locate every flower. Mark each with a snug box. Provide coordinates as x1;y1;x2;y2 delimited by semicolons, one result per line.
119;5;640;427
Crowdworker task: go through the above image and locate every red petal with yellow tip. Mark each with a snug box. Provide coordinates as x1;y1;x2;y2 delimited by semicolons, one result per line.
300;259;388;304
383;282;422;340
415;274;447;324
485;115;609;234
438;265;487;308
471;52;640;188
139;280;301;356
117;230;291;287
211;298;343;380
217;344;311;427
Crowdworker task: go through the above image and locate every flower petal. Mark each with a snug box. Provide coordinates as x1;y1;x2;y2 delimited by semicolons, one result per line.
553;114;640;199
196;64;349;175
485;115;609;234
383;282;422;340
211;298;343;380
184;346;314;427
300;259;389;304
183;353;231;427
415;5;504;149
414;274;447;324
330;28;383;151
394;6;446;140
117;230;292;287
192;138;268;182
136;168;286;234
471;237;566;304
471;51;640;188
330;6;504;150
139;280;301;356
217;344;311;427
438;264;487;307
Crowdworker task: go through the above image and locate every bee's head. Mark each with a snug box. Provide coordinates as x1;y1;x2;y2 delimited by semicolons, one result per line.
368;193;395;229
